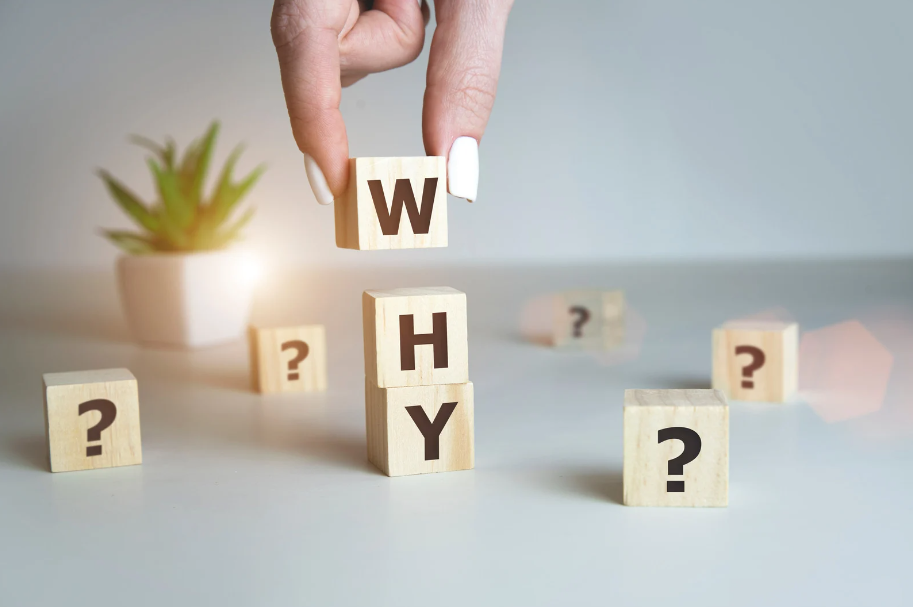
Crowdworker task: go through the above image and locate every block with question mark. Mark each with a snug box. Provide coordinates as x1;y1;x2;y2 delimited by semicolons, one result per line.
712;320;798;402
552;290;625;349
363;287;468;388
42;368;143;473
335;157;448;250
365;379;474;476
248;324;327;394
623;389;728;507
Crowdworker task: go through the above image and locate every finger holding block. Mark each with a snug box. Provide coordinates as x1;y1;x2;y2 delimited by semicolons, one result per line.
336;157;447;250
623;389;729;507
249;324;327;394
43;368;143;473
712;320;798;402
366;379;474;477
553;290;625;349
363;287;468;388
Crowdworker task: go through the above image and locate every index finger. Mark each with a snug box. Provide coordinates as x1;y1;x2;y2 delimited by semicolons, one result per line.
272;0;353;202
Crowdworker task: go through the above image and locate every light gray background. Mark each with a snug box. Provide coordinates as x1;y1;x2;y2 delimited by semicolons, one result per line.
1;0;912;269
2;2;912;605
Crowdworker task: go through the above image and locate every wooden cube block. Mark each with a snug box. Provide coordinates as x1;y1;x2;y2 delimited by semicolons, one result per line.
623;389;728;507
553;290;625;348
712;320;798;402
335;157;447;250
249;324;327;394
365;378;474;476
42;368;143;473
363;287;468;388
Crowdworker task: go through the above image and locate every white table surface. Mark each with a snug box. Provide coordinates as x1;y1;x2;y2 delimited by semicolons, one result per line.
1;261;911;606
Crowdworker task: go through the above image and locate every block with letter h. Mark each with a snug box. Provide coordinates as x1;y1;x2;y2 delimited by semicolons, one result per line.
336;157;447;250
363;287;473;476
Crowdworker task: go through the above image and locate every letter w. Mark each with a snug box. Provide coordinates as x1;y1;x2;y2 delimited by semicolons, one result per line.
368;178;438;235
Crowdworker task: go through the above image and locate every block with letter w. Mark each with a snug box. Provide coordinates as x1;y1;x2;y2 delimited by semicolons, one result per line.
335;156;447;250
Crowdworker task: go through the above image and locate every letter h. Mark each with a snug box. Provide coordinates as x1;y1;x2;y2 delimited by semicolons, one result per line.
399;312;448;371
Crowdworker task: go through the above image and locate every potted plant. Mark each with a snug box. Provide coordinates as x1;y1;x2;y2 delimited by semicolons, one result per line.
99;122;264;348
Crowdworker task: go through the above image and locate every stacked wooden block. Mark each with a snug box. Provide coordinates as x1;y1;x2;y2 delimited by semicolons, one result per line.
363;287;474;476
337;156;473;476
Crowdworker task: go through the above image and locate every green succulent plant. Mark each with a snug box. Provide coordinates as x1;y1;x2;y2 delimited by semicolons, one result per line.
99;121;264;254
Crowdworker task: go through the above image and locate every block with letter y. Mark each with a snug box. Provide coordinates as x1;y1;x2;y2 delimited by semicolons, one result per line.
365;380;474;476
336;157;447;250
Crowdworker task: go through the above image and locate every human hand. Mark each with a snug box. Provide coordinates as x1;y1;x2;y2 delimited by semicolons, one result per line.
271;0;513;205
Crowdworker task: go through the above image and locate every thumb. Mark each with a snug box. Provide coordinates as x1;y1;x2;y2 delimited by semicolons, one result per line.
422;0;513;202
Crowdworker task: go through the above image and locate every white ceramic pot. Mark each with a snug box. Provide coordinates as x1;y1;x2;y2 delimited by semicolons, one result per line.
116;249;257;348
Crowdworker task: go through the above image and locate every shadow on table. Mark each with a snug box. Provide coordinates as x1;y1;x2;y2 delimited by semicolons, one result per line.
296;431;382;476
141;385;383;476
638;375;712;390
118;343;253;394
189;367;251;393
0;435;48;472
542;466;624;505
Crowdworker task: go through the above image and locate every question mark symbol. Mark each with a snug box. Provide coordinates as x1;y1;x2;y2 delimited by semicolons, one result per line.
569;306;591;338
78;399;117;457
658;427;702;492
281;340;309;381
735;345;766;389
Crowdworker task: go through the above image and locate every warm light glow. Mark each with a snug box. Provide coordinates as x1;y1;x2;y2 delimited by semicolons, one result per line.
800;320;893;423
237;252;263;287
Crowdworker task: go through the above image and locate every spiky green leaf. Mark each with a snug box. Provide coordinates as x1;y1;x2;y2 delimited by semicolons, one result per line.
162;138;176;170
210;207;255;249
156;211;188;250
129;135;177;170
207;144;242;218
101;122;260;253
191;122;219;205
97;170;159;233
210;162;265;227
129;135;165;158
148;158;194;231
102;230;157;254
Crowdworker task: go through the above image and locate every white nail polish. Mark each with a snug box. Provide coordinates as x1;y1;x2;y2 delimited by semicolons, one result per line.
304;154;334;206
447;136;479;202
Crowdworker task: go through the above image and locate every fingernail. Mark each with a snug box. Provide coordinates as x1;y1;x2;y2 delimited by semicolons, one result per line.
304;153;334;205
447;136;478;202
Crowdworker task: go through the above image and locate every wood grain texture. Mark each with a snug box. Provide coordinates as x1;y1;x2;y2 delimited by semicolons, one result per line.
553;290;625;348
42;368;143;473
249;324;327;394
335;157;447;250
365;378;474;477
363;287;468;388
623;389;729;507
712;320;798;402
